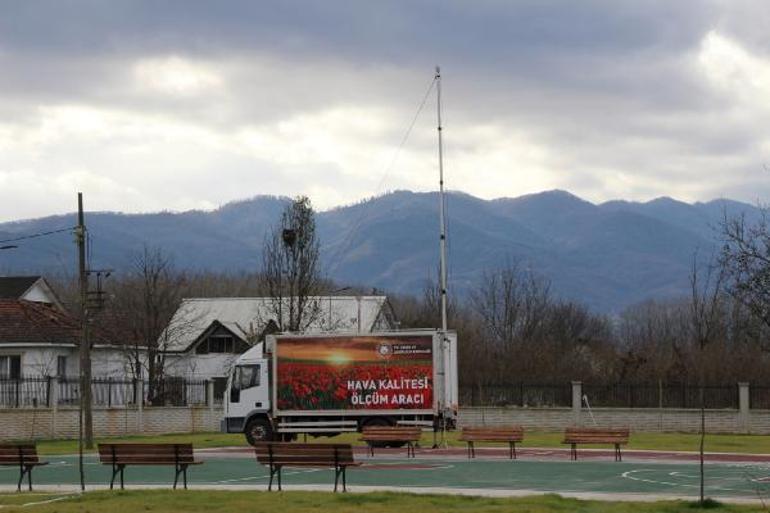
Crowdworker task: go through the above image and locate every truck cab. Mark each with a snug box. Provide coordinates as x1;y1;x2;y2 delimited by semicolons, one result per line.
222;343;271;442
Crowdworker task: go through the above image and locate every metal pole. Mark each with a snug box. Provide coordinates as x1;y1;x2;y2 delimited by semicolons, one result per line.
435;66;450;448
436;66;448;336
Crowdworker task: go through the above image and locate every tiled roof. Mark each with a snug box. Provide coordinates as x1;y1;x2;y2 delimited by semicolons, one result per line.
0;276;40;299
0;300;80;345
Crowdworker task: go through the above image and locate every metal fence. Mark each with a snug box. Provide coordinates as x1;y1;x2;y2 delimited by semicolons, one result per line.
0;376;213;409
581;383;739;409
460;383;572;407
460;382;741;409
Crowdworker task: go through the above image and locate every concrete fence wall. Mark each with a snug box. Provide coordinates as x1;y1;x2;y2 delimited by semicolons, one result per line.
0;405;224;441
2;381;770;440
457;381;770;434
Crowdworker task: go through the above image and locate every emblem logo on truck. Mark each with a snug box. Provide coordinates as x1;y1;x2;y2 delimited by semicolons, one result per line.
376;343;392;358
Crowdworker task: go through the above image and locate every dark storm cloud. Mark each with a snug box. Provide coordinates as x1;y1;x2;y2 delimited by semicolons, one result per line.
0;0;768;220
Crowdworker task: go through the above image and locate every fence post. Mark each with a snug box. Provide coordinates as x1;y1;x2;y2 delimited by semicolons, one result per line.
107;378;113;408
207;380;214;409
50;377;58;439
739;382;750;434
658;379;664;431
137;379;144;435
14;378;20;408
571;381;582;425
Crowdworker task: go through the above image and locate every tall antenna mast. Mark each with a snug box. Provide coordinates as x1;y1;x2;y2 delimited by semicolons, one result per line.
436;66;448;334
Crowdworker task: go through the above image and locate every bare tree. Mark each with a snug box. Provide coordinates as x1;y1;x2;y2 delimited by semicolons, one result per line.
720;210;770;335
262;196;323;332
105;247;187;404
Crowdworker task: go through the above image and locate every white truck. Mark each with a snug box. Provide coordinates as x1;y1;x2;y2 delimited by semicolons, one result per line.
222;330;458;444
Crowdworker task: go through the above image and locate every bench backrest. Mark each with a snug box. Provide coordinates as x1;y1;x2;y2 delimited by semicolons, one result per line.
98;443;196;465
0;444;40;466
563;427;630;443
254;443;355;466
460;426;524;441
360;426;422;441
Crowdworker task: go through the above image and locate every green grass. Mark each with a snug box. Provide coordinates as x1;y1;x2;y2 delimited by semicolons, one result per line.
24;430;770;456
0;490;764;513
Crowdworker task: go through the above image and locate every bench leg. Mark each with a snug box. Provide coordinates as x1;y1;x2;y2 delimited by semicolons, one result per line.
571;443;577;461
407;443;415;458
615;444;621;462
110;463;124;490
120;466;125;490
174;463;188;490
334;465;347;493
268;465;281;492
17;466;25;492
510;442;516;460
27;465;33;491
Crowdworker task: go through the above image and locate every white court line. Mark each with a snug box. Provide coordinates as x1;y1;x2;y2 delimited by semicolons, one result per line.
622;469;751;493
0;494;79;509
215;468;323;484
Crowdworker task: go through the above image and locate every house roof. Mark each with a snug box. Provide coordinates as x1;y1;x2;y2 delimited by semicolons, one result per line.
0;300;81;345
0;276;41;299
0;276;64;311
161;296;393;352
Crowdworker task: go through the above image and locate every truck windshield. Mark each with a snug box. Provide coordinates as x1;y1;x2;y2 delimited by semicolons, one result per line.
234;364;260;390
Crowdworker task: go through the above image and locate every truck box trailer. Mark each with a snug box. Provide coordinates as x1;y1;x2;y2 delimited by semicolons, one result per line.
222;330;458;444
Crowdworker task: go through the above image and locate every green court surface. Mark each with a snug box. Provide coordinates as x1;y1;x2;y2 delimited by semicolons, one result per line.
3;454;770;500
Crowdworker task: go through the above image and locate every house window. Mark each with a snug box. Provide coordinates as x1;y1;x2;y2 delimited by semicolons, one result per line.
57;356;67;377
0;355;21;379
196;335;236;354
212;377;228;403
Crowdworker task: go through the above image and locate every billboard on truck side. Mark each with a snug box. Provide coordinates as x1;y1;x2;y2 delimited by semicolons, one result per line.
274;334;434;412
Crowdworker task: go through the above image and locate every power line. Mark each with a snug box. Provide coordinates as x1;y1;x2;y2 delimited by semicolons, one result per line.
0;227;75;244
329;76;437;272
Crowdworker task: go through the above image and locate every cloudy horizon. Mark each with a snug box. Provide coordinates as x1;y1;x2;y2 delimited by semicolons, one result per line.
2;1;770;222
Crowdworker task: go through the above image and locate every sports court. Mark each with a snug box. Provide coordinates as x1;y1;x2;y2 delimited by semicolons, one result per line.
3;447;770;502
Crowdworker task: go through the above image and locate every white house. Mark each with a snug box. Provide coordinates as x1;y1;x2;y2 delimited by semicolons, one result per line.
159;296;398;394
0;276;132;381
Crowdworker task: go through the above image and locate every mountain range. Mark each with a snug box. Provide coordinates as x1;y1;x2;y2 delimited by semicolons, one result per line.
0;190;761;312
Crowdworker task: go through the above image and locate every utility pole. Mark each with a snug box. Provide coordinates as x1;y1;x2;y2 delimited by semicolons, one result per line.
76;192;93;490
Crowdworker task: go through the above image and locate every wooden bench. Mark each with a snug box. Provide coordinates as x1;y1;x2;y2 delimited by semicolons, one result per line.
458;426;524;459
98;443;203;489
360;426;422;458
562;427;630;461
0;444;48;491
254;443;360;492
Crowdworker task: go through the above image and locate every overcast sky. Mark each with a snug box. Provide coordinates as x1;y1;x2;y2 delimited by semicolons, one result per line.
1;0;769;222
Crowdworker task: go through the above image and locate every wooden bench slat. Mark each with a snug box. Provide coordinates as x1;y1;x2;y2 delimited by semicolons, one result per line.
253;442;359;492
97;443;202;490
562;427;630;461
458;426;524;459
0;443;47;491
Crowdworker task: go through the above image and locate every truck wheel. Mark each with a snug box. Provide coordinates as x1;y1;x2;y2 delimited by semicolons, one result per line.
245;417;273;445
